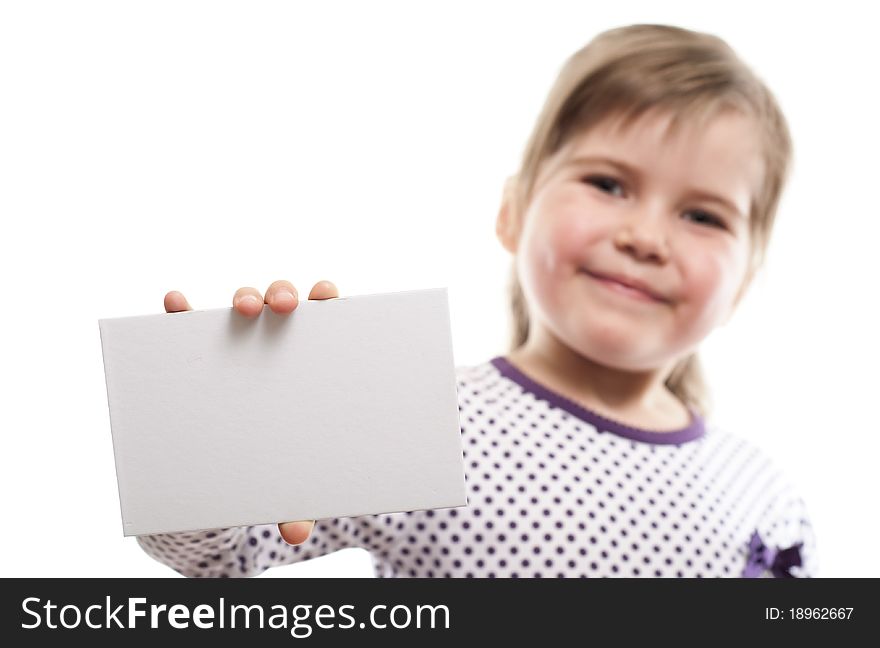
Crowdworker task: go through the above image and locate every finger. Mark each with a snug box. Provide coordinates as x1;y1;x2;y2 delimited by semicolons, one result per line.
308;280;339;300
232;287;265;318
264;279;299;314
278;520;315;546
164;291;192;313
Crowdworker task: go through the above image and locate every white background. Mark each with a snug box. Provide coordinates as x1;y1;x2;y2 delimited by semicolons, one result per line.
1;0;877;577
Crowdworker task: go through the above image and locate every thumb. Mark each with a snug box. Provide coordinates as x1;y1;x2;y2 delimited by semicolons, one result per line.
278;520;315;546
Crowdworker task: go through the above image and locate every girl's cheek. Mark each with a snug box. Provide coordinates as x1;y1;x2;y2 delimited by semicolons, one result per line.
680;248;742;320
519;233;558;301
518;221;574;311
546;209;599;273
519;190;609;300
520;214;563;278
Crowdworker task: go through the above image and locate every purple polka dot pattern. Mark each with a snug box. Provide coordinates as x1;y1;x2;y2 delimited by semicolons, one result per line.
136;357;818;578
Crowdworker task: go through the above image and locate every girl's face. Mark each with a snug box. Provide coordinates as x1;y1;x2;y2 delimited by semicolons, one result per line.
499;109;763;372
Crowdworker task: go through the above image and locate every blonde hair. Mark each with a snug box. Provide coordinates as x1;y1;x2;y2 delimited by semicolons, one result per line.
506;24;793;418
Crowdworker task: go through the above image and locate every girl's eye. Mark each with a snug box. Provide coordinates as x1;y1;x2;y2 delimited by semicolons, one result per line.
582;175;624;197
582;176;729;231
683;210;727;230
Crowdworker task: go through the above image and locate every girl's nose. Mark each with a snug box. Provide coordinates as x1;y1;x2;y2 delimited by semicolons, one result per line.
613;207;670;264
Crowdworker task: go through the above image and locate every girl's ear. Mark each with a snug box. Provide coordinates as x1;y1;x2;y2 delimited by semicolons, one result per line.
496;175;522;254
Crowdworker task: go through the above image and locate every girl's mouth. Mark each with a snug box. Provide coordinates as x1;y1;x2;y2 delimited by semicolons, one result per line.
579;269;668;304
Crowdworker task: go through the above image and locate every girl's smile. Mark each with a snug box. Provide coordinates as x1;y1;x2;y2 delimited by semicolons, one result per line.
579;267;671;304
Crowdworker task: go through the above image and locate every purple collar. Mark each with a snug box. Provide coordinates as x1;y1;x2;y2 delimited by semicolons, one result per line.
489;356;706;446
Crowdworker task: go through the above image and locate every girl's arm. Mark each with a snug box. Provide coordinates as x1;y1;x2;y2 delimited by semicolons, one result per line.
753;486;819;578
137;516;396;577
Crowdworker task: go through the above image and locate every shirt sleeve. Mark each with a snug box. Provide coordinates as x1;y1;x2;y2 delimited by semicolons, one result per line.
756;486;820;578
136;515;398;578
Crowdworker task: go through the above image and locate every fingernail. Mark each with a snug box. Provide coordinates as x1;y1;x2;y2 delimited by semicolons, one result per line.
272;291;296;307
237;295;261;308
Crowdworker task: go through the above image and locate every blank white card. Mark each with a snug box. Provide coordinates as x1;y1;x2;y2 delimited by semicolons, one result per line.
98;287;467;536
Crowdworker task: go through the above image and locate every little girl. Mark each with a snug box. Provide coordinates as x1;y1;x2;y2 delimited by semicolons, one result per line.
138;24;817;578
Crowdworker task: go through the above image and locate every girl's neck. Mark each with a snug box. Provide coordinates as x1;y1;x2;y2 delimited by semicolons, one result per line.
506;328;691;431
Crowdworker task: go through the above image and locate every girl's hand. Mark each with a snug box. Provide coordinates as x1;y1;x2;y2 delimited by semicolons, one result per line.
163;279;341;546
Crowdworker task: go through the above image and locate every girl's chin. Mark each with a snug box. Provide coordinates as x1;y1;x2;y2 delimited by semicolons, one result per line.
568;327;668;370
574;347;671;373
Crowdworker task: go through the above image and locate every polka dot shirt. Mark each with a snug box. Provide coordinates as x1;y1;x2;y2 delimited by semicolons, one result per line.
137;355;818;578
